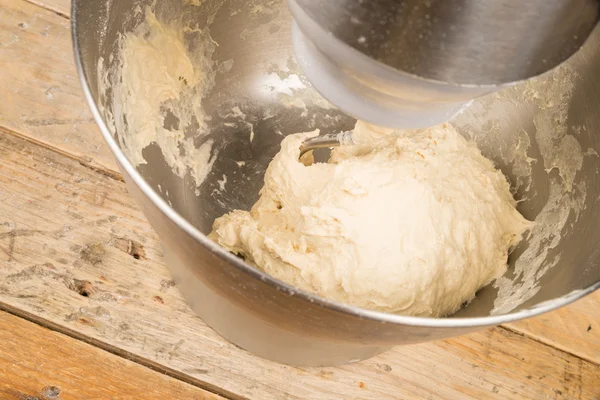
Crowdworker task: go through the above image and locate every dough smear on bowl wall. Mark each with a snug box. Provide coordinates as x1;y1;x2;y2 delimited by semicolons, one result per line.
209;121;533;317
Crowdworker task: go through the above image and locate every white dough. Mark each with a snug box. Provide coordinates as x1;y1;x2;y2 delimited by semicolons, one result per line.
209;121;532;317
99;8;217;188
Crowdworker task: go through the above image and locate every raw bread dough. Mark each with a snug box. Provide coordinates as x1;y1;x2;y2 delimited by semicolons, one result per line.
209;121;532;317
99;8;217;188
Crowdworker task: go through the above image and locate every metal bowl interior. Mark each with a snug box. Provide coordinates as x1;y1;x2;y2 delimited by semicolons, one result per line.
73;0;600;324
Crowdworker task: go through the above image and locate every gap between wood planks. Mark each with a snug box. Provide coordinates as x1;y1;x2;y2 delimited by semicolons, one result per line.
22;0;69;18
0;301;246;400
2;291;596;396
500;323;598;367
0;125;124;183
0;310;227;400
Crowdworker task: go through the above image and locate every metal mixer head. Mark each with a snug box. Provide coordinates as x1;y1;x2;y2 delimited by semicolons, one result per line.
290;0;600;129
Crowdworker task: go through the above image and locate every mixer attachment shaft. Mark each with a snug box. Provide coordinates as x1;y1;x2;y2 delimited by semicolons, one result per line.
299;130;354;158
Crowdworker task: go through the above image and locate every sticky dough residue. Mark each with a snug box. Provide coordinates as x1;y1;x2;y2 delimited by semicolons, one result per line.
456;65;588;314
98;7;217;188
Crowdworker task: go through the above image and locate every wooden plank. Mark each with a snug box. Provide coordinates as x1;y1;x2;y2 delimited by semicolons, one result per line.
0;311;225;400
0;0;117;173
1;120;599;400
23;0;70;17
505;290;600;365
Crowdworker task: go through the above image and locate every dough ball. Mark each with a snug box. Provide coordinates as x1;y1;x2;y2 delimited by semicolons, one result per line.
209;121;531;317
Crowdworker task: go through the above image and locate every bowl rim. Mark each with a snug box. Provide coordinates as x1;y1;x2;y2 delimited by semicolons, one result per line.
71;0;600;329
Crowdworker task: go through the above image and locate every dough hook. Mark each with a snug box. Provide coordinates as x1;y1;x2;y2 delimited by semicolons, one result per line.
299;131;354;158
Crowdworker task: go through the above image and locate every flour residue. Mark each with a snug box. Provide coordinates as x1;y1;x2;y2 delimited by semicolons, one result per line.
217;174;227;191
453;63;590;314
265;60;336;114
98;7;218;188
481;66;587;314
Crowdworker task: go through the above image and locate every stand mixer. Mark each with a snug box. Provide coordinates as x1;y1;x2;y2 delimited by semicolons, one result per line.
74;0;600;366
292;0;599;153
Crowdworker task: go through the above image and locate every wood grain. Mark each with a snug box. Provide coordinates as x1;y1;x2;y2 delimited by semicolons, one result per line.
0;0;117;173
24;0;70;17
0;311;224;400
1;112;599;400
505;291;600;365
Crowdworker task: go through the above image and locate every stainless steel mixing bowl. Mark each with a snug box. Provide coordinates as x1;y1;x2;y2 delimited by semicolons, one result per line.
72;0;600;366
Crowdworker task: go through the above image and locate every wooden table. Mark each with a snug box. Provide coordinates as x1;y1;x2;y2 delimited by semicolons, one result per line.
0;0;599;398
